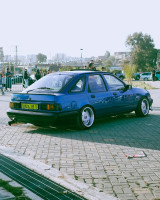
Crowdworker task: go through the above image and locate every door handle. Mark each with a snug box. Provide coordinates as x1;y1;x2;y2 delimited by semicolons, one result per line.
91;95;95;98
113;92;117;95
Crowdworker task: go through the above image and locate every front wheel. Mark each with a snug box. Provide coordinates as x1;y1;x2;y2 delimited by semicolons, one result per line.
135;98;149;117
77;106;94;129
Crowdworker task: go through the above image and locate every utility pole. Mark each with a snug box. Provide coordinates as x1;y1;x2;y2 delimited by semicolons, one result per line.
80;49;83;68
15;45;17;75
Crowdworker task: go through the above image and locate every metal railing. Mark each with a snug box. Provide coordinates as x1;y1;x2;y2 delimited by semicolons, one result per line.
11;76;24;91
1;76;24;92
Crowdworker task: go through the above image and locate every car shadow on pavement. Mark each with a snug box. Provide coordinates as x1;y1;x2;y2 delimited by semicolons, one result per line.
26;112;160;151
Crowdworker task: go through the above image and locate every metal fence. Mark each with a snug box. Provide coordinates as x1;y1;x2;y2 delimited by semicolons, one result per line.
1;75;24;92
11;76;24;92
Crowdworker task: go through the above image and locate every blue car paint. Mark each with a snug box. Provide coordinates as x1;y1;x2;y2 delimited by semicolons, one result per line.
11;94;56;102
7;71;153;126
56;93;89;112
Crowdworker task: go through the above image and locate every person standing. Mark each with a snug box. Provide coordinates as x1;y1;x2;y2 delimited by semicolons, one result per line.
2;72;6;89
24;69;29;88
152;69;156;81
88;63;96;70
0;73;5;95
6;68;12;91
101;67;105;71
88;60;96;70
35;69;41;80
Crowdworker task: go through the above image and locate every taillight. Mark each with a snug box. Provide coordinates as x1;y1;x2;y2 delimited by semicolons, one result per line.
10;102;14;108
9;102;21;109
41;103;62;111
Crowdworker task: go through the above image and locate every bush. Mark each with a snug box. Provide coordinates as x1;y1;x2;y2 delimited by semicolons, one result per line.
123;64;137;84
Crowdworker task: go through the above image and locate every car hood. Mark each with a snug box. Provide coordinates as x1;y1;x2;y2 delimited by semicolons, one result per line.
132;87;149;95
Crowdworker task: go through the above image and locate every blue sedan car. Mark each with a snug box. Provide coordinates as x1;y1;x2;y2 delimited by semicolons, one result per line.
7;70;153;129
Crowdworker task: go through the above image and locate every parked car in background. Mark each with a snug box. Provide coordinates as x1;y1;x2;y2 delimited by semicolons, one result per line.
7;70;153;129
115;72;125;80
29;74;36;85
133;73;141;80
155;71;160;80
23;74;36;87
140;72;152;81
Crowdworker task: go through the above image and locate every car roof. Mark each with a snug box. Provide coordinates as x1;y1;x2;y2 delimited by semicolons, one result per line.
48;70;112;76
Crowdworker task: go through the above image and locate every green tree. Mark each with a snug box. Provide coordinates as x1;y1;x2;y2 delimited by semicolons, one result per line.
101;56;119;72
126;32;157;71
103;60;112;68
36;53;47;63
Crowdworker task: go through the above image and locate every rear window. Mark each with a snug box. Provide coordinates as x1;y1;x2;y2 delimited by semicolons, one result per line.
23;74;73;93
142;72;151;75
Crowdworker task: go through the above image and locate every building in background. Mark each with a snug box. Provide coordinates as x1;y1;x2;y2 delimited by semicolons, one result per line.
114;52;130;66
0;47;4;61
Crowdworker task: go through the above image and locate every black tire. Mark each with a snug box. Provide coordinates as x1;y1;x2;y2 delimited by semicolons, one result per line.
135;76;140;80
153;77;158;81
77;106;94;129
144;78;148;81
135;97;149;117
119;76;124;80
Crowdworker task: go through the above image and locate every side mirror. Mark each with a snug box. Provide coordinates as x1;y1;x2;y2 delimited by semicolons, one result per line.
124;84;132;91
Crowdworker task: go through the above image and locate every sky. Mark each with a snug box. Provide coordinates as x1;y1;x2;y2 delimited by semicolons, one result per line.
0;0;160;58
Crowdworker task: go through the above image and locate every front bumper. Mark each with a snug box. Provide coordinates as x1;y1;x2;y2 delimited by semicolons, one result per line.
148;97;153;109
7;109;78;125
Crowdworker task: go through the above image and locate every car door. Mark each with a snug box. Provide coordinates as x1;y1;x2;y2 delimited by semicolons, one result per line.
156;71;160;80
103;74;135;113
87;74;113;117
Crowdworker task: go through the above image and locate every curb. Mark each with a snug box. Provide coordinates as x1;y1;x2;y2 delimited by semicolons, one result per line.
0;146;119;200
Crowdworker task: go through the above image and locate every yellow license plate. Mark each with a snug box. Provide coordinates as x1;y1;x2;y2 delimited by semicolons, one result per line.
21;103;38;110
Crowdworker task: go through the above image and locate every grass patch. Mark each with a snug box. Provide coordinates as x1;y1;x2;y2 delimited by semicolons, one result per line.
91;178;96;187
74;175;79;180
0;179;31;200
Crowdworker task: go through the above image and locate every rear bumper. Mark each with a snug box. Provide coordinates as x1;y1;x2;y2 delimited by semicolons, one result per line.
7;109;78;125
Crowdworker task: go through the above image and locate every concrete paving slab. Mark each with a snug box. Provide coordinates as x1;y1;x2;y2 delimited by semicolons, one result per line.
0;88;160;200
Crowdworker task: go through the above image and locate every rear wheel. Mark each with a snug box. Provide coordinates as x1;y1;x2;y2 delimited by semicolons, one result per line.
119;76;124;80
135;97;149;117
77;106;94;129
144;78;148;81
153;76;158;81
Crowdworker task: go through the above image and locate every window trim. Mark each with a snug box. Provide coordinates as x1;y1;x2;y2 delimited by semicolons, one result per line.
103;74;125;91
69;76;86;93
88;74;107;93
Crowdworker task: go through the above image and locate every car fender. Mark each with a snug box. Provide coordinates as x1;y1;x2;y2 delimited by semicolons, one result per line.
132;87;151;106
57;93;90;112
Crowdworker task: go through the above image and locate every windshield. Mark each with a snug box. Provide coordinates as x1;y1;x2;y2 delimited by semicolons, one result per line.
23;74;73;93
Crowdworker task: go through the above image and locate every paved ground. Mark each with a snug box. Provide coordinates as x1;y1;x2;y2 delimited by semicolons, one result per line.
0;88;160;200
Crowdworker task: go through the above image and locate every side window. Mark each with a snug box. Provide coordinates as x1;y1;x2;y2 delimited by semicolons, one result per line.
104;75;125;91
88;75;106;93
70;76;86;93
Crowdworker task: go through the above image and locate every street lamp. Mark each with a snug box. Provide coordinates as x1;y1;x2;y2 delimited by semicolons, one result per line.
80;49;83;68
